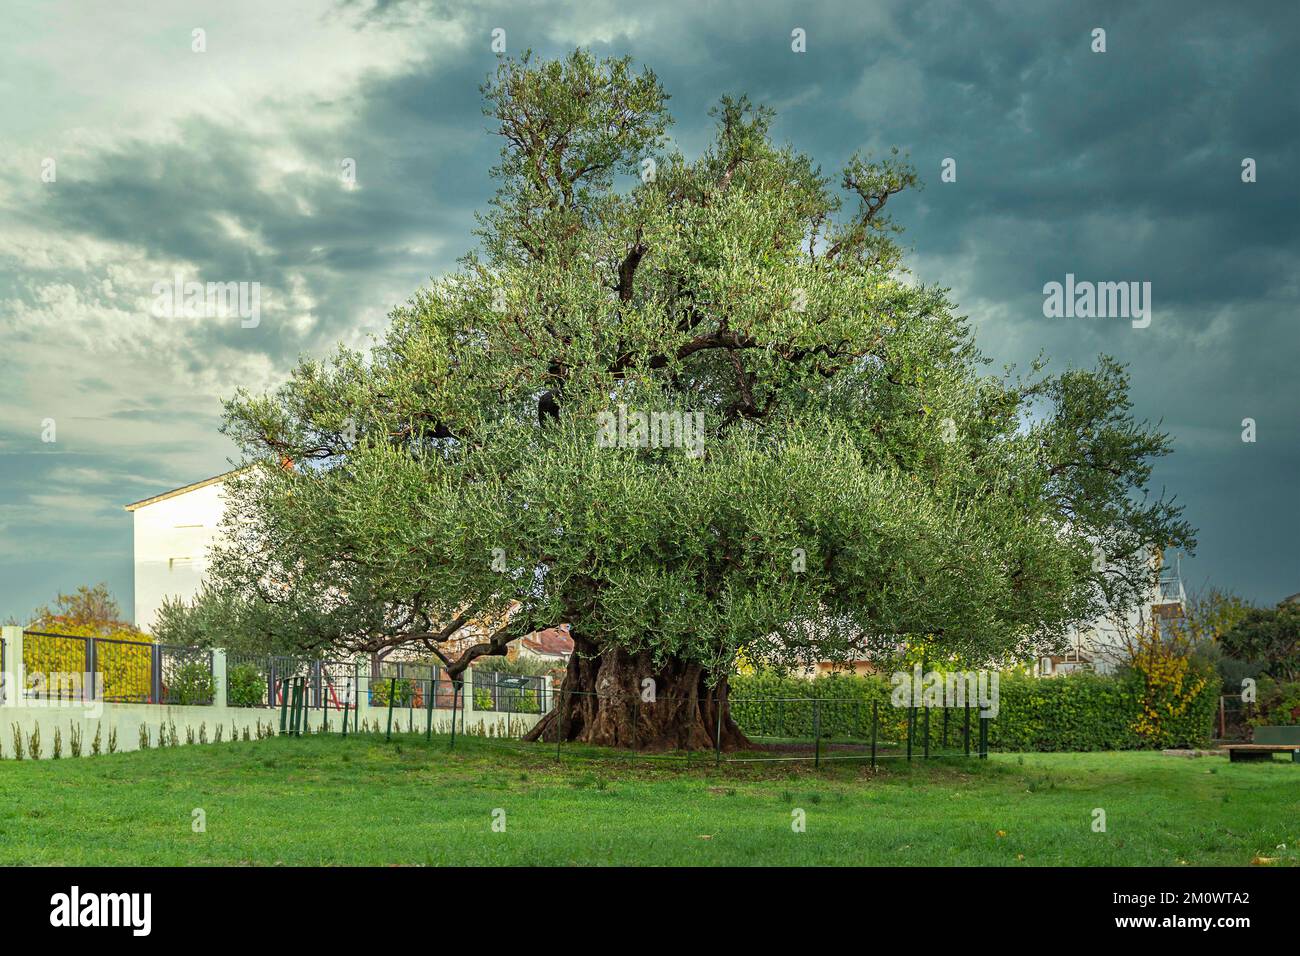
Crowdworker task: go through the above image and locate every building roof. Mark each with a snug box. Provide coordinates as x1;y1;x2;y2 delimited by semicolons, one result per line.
123;468;244;512
521;624;573;657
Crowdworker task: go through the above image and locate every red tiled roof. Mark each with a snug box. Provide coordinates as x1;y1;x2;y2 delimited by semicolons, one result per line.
522;624;573;657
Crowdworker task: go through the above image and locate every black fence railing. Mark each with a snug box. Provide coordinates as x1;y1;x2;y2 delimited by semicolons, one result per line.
421;688;991;767
11;634;550;724
1218;693;1253;741
226;654;360;710
158;644;215;706
471;671;548;714
20;631;214;705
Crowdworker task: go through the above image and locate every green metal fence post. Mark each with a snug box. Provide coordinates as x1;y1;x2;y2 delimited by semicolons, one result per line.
279;678;289;734
924;704;930;760
714;691;723;767
963;703;970;757
426;677;435;742
385;676;396;741
556;688;566;761
943;707;949;750
980;715;988;759
870;699;878;772
813;698;822;769
907;705;914;762
448;681;459;751
342;676;350;738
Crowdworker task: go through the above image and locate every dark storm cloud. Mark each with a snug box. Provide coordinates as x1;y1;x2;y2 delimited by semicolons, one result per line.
1;0;1296;620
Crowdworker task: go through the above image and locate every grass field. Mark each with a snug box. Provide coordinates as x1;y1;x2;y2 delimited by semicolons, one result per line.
1;734;1297;866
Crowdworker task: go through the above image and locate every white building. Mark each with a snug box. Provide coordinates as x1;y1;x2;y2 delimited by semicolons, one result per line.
124;471;235;633
1037;551;1187;676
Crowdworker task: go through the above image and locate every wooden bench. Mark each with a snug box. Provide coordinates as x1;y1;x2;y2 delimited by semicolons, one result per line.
1226;726;1300;763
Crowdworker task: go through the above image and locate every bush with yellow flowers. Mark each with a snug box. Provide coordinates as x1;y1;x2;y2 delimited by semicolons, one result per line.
1128;620;1219;747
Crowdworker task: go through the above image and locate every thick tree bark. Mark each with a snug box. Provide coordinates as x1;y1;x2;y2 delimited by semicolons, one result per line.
523;635;748;751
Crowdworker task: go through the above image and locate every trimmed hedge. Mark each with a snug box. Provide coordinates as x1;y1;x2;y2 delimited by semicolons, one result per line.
730;667;1221;751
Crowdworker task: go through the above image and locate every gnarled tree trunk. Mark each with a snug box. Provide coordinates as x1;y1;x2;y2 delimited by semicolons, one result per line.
523;635;747;751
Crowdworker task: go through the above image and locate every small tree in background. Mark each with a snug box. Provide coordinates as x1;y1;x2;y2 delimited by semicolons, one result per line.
26;583;142;636
1219;600;1300;683
19;584;152;701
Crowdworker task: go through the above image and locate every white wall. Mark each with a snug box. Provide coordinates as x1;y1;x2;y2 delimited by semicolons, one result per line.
132;482;227;633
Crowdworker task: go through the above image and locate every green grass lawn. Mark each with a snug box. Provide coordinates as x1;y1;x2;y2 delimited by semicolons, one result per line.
1;734;1297;866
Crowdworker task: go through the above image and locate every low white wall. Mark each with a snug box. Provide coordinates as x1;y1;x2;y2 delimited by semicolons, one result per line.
0;700;542;759
0;627;545;760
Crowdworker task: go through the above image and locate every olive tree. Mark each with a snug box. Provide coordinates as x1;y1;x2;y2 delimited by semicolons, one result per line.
192;50;1193;749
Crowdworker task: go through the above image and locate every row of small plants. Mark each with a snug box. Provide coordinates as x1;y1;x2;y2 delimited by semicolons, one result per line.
1;718;280;760
5;722;117;759
0;710;534;758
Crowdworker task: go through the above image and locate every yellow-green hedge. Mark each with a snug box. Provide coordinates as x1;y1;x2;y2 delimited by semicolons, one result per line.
730;667;1221;751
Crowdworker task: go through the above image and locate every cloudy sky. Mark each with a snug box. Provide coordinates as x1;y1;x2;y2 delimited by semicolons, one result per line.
1;0;1296;623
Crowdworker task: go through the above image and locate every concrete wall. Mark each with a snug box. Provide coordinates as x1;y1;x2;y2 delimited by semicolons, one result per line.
0;699;542;760
130;482;227;633
0;628;545;760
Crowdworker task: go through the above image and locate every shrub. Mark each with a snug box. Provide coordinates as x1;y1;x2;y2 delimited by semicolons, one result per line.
1249;678;1300;728
1130;630;1219;747
730;667;1221;752
371;677;415;707
226;663;268;707
168;662;214;705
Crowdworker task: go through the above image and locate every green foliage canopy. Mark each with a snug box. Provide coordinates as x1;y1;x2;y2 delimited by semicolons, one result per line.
188;50;1192;679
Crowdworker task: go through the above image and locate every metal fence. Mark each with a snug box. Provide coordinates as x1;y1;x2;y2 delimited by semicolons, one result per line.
728;695;986;765
224;654;360;710
446;688;990;767
471;671;548;714
21;631;214;705
1218;694;1252;741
